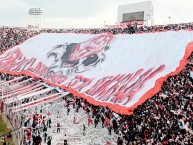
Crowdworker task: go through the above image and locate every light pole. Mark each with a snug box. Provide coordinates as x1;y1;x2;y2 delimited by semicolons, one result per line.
168;17;171;24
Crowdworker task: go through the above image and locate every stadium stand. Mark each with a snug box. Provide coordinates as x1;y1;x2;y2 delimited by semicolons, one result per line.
0;23;193;144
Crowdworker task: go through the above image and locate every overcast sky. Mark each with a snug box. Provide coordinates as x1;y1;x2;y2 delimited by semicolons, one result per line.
0;0;193;28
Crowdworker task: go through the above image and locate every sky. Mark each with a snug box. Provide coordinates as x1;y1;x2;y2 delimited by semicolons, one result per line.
0;0;193;28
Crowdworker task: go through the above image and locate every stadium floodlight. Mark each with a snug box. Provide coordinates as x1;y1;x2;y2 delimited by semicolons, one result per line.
29;8;43;15
28;8;43;30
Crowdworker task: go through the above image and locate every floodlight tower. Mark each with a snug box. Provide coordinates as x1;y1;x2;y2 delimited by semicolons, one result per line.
28;8;43;30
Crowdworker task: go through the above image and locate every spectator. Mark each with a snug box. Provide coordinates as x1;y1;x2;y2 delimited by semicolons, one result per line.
88;116;93;126
117;137;123;145
64;134;68;145
56;122;60;133
43;132;47;143
47;136;52;145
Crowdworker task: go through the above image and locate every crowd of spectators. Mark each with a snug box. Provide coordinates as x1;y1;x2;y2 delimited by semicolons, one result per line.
0;23;193;145
0;27;38;53
42;22;193;35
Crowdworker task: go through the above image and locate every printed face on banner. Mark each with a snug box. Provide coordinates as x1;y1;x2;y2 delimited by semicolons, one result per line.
47;34;114;76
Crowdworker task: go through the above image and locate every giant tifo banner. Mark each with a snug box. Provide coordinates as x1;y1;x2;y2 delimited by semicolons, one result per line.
0;31;193;114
